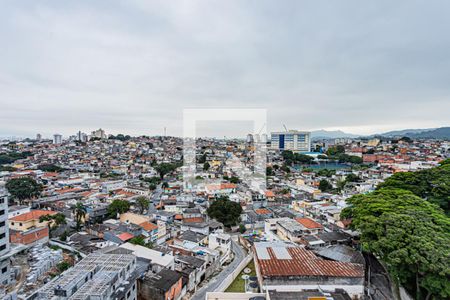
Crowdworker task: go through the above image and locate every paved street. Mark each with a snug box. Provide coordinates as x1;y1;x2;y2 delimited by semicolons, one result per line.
191;239;246;300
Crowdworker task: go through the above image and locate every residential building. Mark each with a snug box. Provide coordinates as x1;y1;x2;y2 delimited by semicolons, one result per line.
0;186;10;287
53;134;62;144
139;269;183;300
9;210;56;232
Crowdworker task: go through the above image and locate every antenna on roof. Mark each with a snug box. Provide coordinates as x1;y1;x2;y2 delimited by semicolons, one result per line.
283;124;288;132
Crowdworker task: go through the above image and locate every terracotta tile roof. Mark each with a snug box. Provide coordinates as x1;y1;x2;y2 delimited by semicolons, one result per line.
256;245;363;278
183;217;204;223
10;210;56;222
265;190;275;197
139;221;158;231
295;218;323;229
255;208;271;215
43;172;59;178
175;214;183;220
56;188;82;194
206;183;237;191
117;232;134;241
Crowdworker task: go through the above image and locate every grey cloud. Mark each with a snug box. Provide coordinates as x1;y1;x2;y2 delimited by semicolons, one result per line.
0;0;449;138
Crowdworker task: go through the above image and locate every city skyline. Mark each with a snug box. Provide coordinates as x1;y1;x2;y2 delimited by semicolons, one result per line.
2;1;450;137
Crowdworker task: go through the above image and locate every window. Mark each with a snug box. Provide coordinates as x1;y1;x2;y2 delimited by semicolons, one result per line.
0;210;4;216
0;233;5;239
0;244;6;251
11;222;14;226
0;221;4;227
1;267;7;274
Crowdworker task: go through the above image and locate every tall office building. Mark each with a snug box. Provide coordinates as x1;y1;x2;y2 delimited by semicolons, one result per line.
0;184;10;287
271;130;311;152
53;134;62;144
36;133;42;142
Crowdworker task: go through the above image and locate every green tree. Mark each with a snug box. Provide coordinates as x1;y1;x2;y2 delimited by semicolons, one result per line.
6;177;43;204
318;179;333;192
203;162;210;171
341;189;450;300
207;196;242;227
317;168;335;177
129;236;154;249
40;213;67;232
345;173;361;183
198;153;207;163
377;159;450;215
155;162;181;179
38;164;65;172
60;230;69;242
135;196;150;214
266;166;274;176
129;236;146;246
326;145;345;156
108;199;131;218
0;151;32;165
239;224;246;234
229;176;240;184
73;202;86;231
56;260;72;273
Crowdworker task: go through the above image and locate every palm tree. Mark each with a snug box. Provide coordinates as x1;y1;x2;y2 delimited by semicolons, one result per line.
73;202;86;231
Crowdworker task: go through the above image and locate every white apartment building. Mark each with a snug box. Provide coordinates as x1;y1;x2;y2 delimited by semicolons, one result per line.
271;130;311;152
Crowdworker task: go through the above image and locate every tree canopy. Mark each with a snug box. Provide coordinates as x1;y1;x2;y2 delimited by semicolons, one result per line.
108;134;131;141
38;164;65;172
155;162;181;179
6;177;42;203
135;196;150;214
108;199;131;217
207;196;242;227
0;151;32;165
377;159;450;215
318;179;333;192
281;150;314;165
341;188;450;300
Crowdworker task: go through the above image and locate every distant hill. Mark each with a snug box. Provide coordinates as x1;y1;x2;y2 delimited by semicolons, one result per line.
379;128;434;137
377;127;450;139
311;130;359;140
406;127;450;139
311;127;450;140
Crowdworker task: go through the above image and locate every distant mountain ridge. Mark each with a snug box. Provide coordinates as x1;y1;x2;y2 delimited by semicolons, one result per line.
311;130;359;139
311;127;450;140
378;128;434;137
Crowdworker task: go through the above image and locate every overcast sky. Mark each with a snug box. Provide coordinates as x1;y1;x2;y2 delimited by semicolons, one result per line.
1;0;449;138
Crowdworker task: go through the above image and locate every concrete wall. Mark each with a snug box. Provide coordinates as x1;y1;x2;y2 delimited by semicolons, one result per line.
215;254;253;292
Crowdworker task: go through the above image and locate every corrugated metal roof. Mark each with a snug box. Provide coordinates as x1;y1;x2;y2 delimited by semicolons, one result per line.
255;242;364;278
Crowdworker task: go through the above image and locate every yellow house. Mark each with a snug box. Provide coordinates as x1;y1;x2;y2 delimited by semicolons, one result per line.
9;210;56;232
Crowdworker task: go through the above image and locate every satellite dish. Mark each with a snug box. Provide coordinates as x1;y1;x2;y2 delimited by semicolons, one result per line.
244;268;251;274
241;274;250;280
